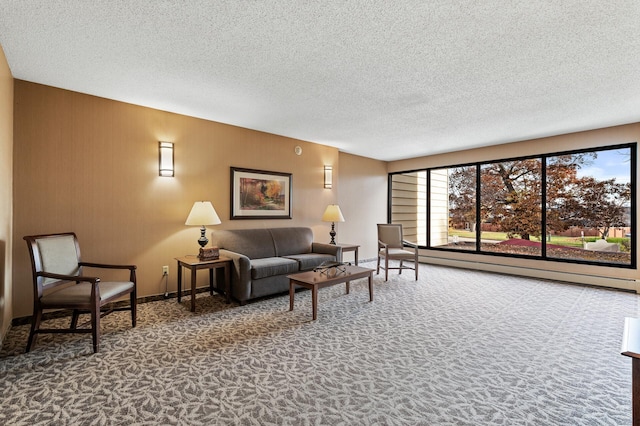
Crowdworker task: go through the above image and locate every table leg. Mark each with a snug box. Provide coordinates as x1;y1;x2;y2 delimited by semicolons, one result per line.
209;269;214;295
634;358;640;426
190;267;197;312
355;247;359;265
368;273;373;302
224;263;231;304
177;262;183;303
312;286;318;320
289;280;295;311
346;281;350;294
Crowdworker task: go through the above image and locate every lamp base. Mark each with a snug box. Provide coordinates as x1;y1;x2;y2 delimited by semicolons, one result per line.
197;225;209;248
329;222;336;245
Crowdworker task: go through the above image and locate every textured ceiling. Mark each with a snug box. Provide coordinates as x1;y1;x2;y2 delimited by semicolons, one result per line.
1;1;640;161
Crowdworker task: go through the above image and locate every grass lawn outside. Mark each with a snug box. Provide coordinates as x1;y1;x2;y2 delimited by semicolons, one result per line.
444;228;631;264
448;229;629;249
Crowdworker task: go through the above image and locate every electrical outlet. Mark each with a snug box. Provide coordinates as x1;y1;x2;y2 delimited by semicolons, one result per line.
162;265;169;276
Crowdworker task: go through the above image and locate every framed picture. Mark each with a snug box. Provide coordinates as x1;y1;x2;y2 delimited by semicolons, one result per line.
230;167;292;219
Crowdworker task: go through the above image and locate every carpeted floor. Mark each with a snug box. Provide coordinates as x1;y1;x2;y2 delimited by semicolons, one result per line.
1;262;638;425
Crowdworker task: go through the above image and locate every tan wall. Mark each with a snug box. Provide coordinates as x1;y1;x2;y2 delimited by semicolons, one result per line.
0;45;13;339
337;152;388;261
11;81;344;318
389;123;640;290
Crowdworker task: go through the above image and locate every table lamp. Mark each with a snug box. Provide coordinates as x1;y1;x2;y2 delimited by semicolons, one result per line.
322;204;345;245
185;201;221;247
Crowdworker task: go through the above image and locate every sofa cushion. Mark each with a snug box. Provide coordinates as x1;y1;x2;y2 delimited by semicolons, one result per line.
250;257;299;280
211;228;276;259
270;227;313;256
282;253;336;271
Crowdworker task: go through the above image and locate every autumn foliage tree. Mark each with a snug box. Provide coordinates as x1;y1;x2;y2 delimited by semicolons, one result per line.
481;159;542;240
559;177;630;239
448;151;629;241
448;166;477;229
546;153;596;235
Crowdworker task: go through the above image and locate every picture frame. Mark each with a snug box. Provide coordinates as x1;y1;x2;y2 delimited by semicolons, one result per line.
230;167;292;219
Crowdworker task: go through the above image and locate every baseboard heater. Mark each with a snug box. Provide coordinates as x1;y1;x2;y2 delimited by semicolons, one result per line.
421;255;638;292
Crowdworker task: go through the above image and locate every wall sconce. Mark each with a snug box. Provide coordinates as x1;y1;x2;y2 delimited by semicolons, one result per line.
324;165;333;189
159;141;174;177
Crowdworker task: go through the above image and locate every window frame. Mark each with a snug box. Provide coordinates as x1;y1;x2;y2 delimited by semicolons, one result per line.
388;142;637;269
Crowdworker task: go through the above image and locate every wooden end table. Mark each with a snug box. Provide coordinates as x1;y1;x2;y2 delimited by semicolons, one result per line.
175;256;232;312
336;243;360;265
622;317;640;426
288;265;374;320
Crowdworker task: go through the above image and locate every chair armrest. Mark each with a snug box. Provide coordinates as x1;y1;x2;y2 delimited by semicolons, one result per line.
79;262;137;271
402;240;418;249
79;262;137;283
402;240;419;262
37;271;100;284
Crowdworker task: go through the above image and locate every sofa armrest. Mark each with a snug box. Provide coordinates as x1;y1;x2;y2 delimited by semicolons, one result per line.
219;249;252;302
312;242;342;260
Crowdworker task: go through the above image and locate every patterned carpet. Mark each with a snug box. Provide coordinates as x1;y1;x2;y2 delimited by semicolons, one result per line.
1;262;638;425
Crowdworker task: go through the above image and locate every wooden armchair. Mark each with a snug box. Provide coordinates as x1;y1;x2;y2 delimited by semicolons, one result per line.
376;224;419;281
23;232;137;353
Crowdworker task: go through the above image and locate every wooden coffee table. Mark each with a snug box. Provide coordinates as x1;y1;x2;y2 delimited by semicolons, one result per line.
288;265;374;320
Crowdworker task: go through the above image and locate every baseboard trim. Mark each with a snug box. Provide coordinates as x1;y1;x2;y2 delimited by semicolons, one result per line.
10;286;216;326
423;256;638;292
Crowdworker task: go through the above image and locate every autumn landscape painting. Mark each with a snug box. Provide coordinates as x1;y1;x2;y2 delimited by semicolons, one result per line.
239;177;285;211
231;167;291;219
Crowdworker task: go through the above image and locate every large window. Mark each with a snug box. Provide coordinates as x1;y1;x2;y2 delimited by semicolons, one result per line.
479;159;542;256
389;171;426;246
389;143;636;268
430;165;476;251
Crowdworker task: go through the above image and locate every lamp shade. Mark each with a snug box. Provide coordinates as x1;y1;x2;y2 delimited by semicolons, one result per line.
185;201;221;226
322;204;345;223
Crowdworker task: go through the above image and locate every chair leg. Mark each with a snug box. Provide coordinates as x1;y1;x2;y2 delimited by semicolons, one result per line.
26;309;42;353
130;290;137;328
91;302;100;353
376;255;380;274
71;309;80;329
399;260;403;275
415;260;418;280
384;257;389;281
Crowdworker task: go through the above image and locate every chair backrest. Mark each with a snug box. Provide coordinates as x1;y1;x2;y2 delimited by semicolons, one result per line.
24;233;82;295
377;224;404;248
